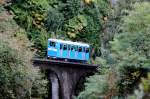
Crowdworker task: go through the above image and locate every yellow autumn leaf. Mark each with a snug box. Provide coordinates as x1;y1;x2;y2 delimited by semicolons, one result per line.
37;17;43;21
67;32;76;38
84;0;95;4
35;20;40;24
103;16;108;21
34;13;40;17
84;0;90;4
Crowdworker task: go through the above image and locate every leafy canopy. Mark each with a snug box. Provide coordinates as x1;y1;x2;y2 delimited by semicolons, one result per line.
0;42;48;98
76;1;150;99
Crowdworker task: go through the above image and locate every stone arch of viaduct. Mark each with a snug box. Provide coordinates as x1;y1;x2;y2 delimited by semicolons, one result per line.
32;59;98;99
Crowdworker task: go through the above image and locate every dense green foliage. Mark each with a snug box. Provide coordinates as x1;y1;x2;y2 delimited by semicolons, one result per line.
111;2;150;96
0;42;48;98
127;73;150;99
9;0;110;58
77;1;150;99
77;57;111;99
9;0;49;57
1;0;149;98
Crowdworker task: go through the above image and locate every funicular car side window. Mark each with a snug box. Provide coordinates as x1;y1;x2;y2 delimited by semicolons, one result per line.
60;44;63;49
68;45;71;50
78;47;82;52
71;46;74;51
63;44;67;50
75;46;78;51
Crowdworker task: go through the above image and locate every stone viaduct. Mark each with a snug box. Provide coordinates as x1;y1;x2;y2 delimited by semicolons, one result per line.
32;58;98;99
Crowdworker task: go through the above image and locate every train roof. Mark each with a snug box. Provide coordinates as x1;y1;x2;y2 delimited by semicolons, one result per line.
48;38;89;47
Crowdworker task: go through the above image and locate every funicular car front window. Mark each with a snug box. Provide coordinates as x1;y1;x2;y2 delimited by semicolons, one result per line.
50;41;55;47
86;48;89;53
83;47;86;52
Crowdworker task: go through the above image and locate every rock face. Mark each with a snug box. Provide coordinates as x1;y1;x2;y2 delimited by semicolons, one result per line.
0;0;6;5
0;0;11;5
110;0;118;6
113;0;118;4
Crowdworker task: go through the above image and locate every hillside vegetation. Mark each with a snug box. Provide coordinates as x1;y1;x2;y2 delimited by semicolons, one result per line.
0;0;150;99
8;0;110;58
77;1;150;99
0;4;48;99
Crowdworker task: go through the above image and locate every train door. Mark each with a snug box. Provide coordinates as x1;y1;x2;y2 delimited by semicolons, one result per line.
55;42;60;58
62;44;68;58
85;47;90;61
47;41;57;57
74;46;78;60
57;42;61;58
67;45;71;59
82;47;86;60
78;46;83;60
70;45;75;59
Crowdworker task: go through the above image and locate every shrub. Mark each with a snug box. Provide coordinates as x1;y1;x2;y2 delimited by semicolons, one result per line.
0;42;48;98
109;2;150;96
77;2;150;99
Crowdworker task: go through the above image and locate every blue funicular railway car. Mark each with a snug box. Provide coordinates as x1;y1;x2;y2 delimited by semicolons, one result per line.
47;38;90;62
